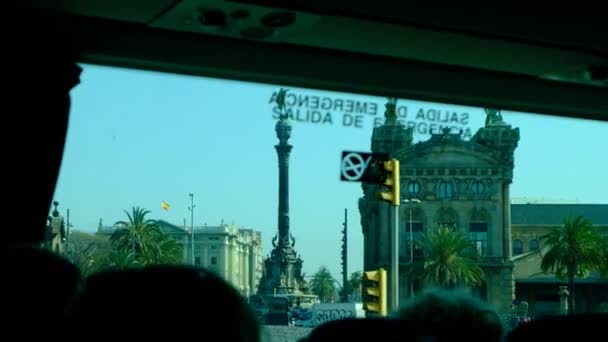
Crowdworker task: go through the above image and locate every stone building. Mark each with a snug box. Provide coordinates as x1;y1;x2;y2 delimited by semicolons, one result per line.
359;101;608;316
511;204;608;316
98;221;264;297
359;103;520;313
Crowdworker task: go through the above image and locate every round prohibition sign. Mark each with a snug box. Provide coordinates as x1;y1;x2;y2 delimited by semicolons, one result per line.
341;152;370;181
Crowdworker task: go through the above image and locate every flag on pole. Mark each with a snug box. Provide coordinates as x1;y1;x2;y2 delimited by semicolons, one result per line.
161;201;170;211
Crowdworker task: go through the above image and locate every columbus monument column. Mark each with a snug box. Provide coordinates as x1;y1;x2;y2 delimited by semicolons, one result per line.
275;91;293;249
257;89;315;307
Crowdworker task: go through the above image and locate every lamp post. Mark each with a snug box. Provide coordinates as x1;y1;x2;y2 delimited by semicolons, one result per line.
188;193;195;266
402;198;421;297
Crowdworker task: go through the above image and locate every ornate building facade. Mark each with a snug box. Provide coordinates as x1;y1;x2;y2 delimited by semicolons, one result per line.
359;102;520;313
98;221;264;297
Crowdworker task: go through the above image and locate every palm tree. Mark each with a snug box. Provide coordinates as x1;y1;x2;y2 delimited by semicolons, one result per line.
602;241;608;277
104;248;139;270
348;271;363;300
540;216;605;315
310;266;336;303
110;206;180;266
148;233;183;264
409;225;485;288
65;231;112;276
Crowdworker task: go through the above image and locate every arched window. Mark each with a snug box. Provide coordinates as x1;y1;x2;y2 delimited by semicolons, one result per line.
437;181;454;199
513;239;523;255
471;181;485;194
407;181;421;194
529;239;539;251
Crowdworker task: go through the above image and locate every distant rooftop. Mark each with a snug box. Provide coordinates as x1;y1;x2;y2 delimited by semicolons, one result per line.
511;204;608;225
97;219;260;236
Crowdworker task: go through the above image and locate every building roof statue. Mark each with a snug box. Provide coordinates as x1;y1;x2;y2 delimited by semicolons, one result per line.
484;108;506;127
384;97;398;125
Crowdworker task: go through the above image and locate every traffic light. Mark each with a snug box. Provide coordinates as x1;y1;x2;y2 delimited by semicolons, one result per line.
363;268;387;316
379;159;400;206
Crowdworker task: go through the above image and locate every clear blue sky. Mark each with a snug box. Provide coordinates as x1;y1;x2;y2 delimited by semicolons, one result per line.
54;64;608;277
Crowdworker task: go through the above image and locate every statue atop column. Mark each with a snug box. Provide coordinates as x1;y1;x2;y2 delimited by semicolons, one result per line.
275;88;292;146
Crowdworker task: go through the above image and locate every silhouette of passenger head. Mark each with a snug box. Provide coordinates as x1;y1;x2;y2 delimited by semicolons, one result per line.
397;288;504;342
305;318;423;342
2;247;82;334
71;265;261;341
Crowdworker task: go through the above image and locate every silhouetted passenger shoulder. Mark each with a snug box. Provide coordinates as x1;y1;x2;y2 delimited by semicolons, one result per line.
304;318;424;342
72;265;261;341
506;313;608;342
2;247;81;333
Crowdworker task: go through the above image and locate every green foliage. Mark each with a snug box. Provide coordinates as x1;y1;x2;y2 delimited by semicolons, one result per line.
348;271;362;297
105;247;140;270
409;225;485;287
65;231;112;276
601;242;608;277
540;216;604;279
540;216;605;315
310;266;337;303
65;207;182;275
109;206;182;267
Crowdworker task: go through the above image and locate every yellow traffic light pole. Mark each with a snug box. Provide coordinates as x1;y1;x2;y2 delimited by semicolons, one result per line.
363;268;387;316
379;159;400;313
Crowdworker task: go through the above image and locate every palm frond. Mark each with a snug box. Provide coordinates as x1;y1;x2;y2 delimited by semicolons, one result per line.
409;225;485;287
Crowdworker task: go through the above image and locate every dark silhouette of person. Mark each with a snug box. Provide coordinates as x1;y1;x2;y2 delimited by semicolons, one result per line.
1;246;82;336
506;313;608;342
6;4;81;248
71;265;261;341
2;4;83;336
396;288;504;342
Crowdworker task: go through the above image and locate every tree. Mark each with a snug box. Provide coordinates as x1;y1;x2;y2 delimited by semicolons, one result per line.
348;271;362;300
602;241;608;277
65;231;112;276
540;216;605;315
310;266;337;303
409;225;485;288
105;248;139;270
148;233;183;265
110;206;181;266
